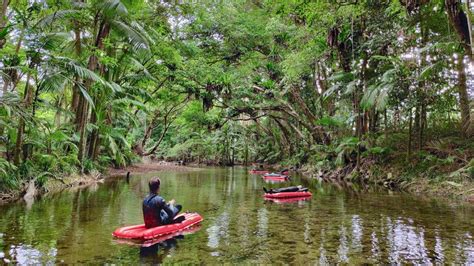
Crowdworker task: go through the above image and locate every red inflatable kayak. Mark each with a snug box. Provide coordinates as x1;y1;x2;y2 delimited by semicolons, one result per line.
262;173;289;181
263;173;288;178
113;212;203;240
115;225;202;247
262;176;288;181
264;191;312;199
249;170;269;174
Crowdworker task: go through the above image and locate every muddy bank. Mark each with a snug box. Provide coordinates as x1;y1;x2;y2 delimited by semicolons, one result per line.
0;162;200;205
0;171;105;205
299;161;474;204
108;161;202;176
407;178;474;203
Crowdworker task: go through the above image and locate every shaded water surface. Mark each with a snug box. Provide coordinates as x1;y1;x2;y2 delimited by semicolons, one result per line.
0;167;473;264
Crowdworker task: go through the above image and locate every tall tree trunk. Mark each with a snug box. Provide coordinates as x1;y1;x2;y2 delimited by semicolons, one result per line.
418;17;427;148
368;109;378;134
407;108;413;161
465;0;474;56
356;55;368;138
71;6;83;118
414;102;420;143
71;78;81;115
457;58;473;137
13;72;33;164
76;95;89;164
0;0;9;49
54;95;63;128
87;111;98;158
418;101;426;150
77;21;110;164
446;0;474;137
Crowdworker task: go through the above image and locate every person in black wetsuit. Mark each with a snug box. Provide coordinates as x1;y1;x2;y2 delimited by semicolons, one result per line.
263;185;308;194
143;177;185;228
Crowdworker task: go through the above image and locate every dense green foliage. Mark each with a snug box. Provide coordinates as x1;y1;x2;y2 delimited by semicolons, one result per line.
0;0;473;192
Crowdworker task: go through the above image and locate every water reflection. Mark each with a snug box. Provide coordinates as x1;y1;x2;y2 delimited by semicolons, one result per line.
434;230;444;264
207;210;230;250
370;231;380;262
139;236;182;263
351;215;362;252
318;229;328;265
462;233;474;264
386;217;430;264
9;244;57;265
257;208;268;239
337;225;349;263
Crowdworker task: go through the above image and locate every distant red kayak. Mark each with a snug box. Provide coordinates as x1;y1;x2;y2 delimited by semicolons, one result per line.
249;170;270;174
262;173;289;181
264;191;312;199
113;212;203;240
250;170;289;175
262;176;288;181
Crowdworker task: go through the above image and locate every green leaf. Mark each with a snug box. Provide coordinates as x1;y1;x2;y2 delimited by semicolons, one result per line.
78;85;95;109
444;181;462;188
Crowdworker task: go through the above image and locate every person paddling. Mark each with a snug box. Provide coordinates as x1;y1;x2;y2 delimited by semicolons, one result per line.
143;177;185;228
263;185;308;194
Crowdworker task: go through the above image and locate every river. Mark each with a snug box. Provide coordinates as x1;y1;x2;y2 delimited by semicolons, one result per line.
0;167;473;264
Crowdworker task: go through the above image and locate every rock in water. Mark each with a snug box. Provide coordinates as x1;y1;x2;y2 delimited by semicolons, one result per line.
23;180;37;208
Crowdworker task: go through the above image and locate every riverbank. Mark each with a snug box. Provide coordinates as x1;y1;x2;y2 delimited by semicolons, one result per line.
0;161;201;205
300;157;474;203
108;161;202;176
0;171;105;205
407;178;474;203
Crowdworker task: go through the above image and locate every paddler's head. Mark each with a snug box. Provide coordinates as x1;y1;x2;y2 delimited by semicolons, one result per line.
149;177;161;194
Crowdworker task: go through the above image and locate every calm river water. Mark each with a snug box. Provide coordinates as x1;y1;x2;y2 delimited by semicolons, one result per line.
0;167;473;264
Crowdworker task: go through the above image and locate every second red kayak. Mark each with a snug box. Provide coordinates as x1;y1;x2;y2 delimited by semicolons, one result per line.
264;191;312;199
262;173;289;181
249;170;270;174
113;212;203;240
250;170;289;175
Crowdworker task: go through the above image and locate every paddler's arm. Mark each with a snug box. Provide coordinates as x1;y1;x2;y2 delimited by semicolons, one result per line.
159;198;175;223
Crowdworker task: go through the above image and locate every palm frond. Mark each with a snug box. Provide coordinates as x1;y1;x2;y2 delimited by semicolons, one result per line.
419;61;445;81
38;72;69;93
111;20;150;52
101;0;129;18
128;57;158;82
35;10;82;29
0;66;22;82
52;57;121;93
77;83;95;109
131;21;155;46
327;71;355;82
39;32;74;51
